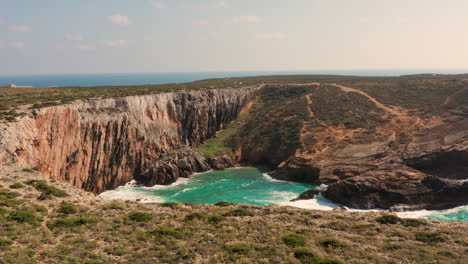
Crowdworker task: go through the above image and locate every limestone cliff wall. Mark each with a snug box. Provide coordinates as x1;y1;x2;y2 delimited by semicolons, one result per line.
0;86;262;193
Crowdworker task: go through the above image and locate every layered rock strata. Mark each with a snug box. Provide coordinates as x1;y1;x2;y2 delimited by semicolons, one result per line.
0;86;262;193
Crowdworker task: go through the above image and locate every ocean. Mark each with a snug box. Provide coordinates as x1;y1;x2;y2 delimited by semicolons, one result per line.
1;70;467;87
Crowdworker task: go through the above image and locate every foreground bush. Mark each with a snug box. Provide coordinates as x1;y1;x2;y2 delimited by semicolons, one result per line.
415;232;446;243
57;203;78;214
7;210;40;223
48;217;97;228
282;233;306;247
319;238;345;249
294;247;317;262
9;182;25;189
128;212;152;222
375;215;400;224
25;180;68;197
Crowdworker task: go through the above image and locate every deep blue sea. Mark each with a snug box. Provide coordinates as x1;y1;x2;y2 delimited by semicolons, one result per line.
1;70;467;87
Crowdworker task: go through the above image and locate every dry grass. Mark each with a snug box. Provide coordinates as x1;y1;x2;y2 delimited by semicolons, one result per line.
0;166;467;264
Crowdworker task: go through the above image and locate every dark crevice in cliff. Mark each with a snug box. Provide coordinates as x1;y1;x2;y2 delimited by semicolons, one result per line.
405;150;468;180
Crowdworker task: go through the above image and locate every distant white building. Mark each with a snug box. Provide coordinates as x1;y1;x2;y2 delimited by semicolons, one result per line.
0;84;33;88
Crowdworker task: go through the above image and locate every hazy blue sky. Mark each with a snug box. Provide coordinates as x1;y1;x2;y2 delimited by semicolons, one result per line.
1;0;468;75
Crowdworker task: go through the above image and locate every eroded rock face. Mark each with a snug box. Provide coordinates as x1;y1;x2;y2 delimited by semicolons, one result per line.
135;148;237;187
0;86;262;193
262;83;468;210
283;117;468;210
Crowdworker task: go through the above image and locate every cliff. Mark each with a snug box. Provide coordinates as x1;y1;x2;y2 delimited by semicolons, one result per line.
211;81;468;210
0;86;262;193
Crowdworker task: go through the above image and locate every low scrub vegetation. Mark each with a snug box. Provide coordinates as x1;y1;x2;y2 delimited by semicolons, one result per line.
127;212;152;222
282;233;306;247
375;214;401;224
0;174;466;263
25;180;68;198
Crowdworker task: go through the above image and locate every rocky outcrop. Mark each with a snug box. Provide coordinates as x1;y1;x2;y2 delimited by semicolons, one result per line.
283;116;468;210
0;86;262;193
135;148;236;187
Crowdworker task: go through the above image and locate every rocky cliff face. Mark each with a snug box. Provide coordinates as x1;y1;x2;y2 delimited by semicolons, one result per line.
0;86;262;193
258;83;468;210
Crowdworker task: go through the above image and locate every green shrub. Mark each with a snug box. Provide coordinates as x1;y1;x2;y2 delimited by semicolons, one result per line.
319;238;345;249
103;202;126;210
8;210;39;223
22;168;35;173
208;215;225;224
148;228;183;239
160;202;179;209
128;212;152;222
321;221;348;231
25;180;68;197
0;197;23;207
57;203;78;214
294;248;317;262
0;189;21;199
9;182;25;189
48;217;97;228
184;212;206;221
415;232;446;243
375;215;400;224
223;208;254;217
403;219;428;227
282;233;306;247
0;207;6;215
226;244;251;255
0;238;13;248
105;246;127;256
215;201;235;207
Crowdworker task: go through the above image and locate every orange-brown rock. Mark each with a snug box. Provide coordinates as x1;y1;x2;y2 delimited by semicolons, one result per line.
0;86;262;193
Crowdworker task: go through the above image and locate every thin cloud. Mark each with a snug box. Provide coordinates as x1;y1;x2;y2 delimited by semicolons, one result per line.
104;40;127;48
65;33;83;41
108;14;131;26
8;25;32;32
255;32;285;40
185;0;226;9
0;17;6;25
11;41;25;49
149;0;166;9
232;16;262;24
0;41;3;49
76;44;96;51
213;0;226;8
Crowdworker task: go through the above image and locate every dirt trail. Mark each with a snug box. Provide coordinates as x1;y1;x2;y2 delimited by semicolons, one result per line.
442;87;467;106
329;84;402;116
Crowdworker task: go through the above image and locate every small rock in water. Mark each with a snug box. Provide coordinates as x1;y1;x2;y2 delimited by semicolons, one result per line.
291;189;322;202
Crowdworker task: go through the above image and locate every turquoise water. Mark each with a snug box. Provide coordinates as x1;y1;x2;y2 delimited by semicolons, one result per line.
427;206;468;222
101;167;468;221
102;167;313;206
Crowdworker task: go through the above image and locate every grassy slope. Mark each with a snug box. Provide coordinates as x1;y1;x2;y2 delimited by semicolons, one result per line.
0;168;467;264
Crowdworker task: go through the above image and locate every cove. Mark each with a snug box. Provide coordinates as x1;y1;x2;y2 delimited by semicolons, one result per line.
101;167;468;222
101;167;314;206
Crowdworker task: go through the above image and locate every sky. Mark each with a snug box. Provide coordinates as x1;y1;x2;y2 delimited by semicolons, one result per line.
1;0;468;75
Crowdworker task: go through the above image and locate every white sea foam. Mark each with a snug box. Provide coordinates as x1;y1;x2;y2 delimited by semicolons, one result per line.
269;191;301;202
396;204;468;219
100;185;163;203
141;177;191;190
281;194;340;210
262;173;291;183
